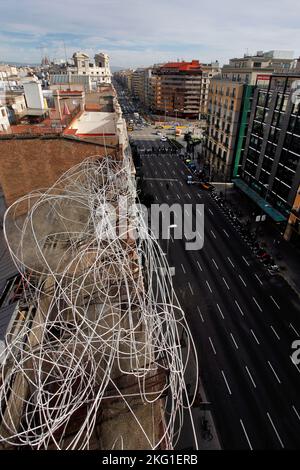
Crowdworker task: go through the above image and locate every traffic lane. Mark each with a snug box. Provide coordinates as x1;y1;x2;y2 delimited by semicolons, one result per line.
162;157;300;417
162;153;300;340
169;229;300;449
144;157;283;448
154;197;287;449
142;150;300;448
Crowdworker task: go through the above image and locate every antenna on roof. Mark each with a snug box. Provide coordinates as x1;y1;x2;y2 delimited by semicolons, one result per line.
63;40;71;90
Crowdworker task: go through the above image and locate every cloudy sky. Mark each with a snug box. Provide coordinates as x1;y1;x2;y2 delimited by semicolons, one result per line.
1;0;300;67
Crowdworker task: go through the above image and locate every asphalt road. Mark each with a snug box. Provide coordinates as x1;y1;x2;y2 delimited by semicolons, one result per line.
134;136;300;450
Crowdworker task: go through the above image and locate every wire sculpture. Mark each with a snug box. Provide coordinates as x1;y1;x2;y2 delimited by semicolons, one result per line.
0;155;198;450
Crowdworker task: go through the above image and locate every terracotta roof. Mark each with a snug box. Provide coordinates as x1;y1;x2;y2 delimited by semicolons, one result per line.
161;60;202;71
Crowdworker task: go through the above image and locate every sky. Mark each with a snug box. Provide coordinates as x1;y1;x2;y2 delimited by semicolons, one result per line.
0;0;300;68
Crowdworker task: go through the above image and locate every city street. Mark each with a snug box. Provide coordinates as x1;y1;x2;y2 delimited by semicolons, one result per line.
134;135;300;450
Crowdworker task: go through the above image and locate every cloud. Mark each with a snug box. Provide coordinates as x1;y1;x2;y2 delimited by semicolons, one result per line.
0;0;299;66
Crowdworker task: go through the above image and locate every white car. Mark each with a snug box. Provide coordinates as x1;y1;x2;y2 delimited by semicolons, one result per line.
161;136;167;141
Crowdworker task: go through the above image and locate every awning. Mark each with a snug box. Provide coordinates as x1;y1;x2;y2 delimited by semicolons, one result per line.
233;178;287;223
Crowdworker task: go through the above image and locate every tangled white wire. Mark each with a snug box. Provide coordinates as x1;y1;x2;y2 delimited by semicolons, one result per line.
0;155;198;450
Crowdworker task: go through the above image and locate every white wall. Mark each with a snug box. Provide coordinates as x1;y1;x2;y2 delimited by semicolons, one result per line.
23;81;45;109
0;106;10;131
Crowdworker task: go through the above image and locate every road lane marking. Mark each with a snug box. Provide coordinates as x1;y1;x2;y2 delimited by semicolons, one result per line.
239;274;247;287
197;193;202;198
242;256;250;266
212;258;219;270
197;306;204;323
210;229;216;239
250;329;260;344
270;296;280;310
267;361;281;384
196;231;203;240
221;370;232;395
227;256;235;268
290;323;300;336
222;277;230;290
206;280;212;293
196;208;202;216
291;357;300;374
181;263;186;274
223;229;229;238
179;181;183;187
267;412;284;448
270;325;280;340
197;261;203;271
254;273;263;286
240;419;253;450
177;193;181;200
216;303;225;319
185;208;190;216
230;332;238;349
292;405;300;422
245;366;256;388
187;193;192;200
209;337;217;355
252;296;262;312
208;208;214;215
235;300;244;316
188;282;194;295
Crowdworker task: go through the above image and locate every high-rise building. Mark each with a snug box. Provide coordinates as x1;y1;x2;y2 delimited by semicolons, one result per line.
222;50;294;85
205;78;247;181
152;60;203;119
236;73;300;243
199;62;221;118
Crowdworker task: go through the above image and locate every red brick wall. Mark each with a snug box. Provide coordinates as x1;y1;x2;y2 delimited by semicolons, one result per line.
0;136;117;213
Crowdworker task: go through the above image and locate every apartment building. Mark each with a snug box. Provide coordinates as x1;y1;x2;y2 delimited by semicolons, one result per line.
205;78;246;180
152;60;203;119
0;85;128;212
114;69;134;93
199;61;221;118
49;51;112;89
237;74;300;243
222;50;294;85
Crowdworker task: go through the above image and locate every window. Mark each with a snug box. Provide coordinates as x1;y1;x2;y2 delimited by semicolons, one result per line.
258;92;266;107
255;107;264;121
290;134;300;154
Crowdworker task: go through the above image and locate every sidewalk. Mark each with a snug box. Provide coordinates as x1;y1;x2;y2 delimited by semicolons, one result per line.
213;186;300;296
